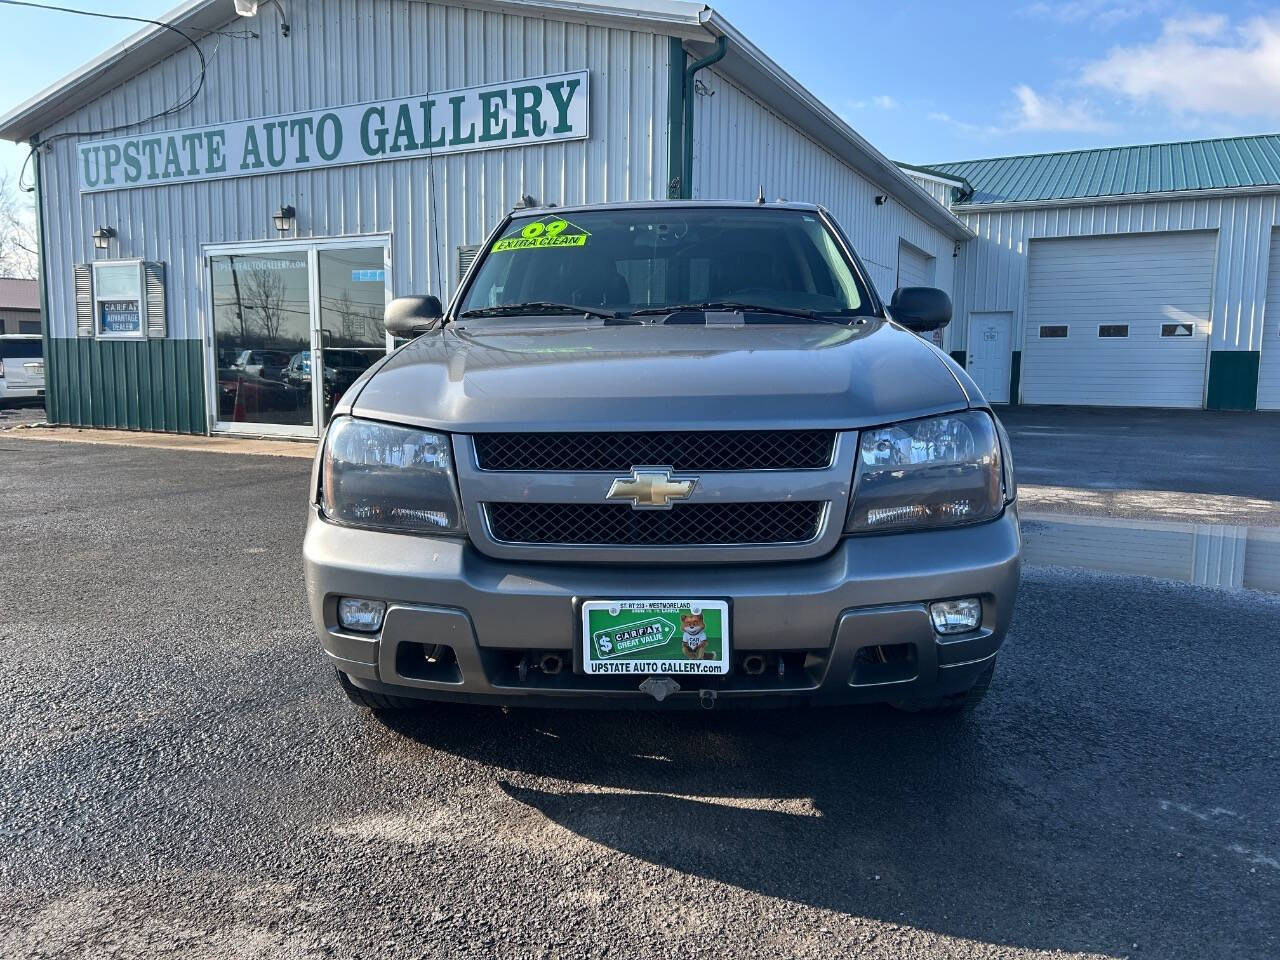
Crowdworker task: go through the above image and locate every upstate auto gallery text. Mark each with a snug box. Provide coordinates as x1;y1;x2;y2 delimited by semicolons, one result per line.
75;70;588;192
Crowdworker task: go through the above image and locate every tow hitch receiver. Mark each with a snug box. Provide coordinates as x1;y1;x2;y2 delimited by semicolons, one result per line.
639;676;680;702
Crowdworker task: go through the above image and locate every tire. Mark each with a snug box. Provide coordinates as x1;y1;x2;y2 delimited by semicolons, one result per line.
893;659;995;715
336;669;423;711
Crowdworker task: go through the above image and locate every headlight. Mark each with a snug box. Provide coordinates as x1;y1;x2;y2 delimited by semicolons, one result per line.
320;417;465;534
846;411;1003;533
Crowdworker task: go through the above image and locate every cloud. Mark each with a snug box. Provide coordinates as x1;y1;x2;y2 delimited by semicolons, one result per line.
930;85;1111;138
1010;84;1111;132
845;95;898;111
1081;14;1280;117
1022;0;1167;28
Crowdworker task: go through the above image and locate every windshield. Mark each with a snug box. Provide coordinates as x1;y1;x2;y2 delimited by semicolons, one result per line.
457;208;871;319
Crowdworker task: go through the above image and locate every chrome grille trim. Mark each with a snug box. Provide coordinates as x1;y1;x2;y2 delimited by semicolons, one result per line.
451;432;859;565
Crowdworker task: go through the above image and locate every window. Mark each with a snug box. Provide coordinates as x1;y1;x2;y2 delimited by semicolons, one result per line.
1038;325;1068;338
458;208;871;319
92;261;146;339
1161;323;1194;337
1098;324;1129;338
18;320;41;335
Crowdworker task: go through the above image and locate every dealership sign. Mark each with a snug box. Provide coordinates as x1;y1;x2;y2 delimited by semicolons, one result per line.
77;71;588;193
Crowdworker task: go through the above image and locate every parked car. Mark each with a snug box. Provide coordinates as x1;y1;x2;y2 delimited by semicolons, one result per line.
0;334;44;404
232;349;291;381
304;201;1020;716
285;349;375;391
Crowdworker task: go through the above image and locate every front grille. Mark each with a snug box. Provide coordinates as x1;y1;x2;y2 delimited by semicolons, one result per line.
473;431;835;472
485;501;825;546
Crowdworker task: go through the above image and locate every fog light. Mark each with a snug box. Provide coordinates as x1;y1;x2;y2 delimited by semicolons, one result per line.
929;598;981;635
338;598;386;633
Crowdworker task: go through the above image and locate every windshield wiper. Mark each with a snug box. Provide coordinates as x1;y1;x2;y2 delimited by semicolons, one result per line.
627;301;847;324
458;301;621;321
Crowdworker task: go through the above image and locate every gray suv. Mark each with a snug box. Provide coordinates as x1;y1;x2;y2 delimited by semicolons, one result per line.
304;201;1020;715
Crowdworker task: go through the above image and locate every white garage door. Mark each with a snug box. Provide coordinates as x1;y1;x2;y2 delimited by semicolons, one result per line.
897;240;935;290
1023;232;1216;407
1257;231;1280;411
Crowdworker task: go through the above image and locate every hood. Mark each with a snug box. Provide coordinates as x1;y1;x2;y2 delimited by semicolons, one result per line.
350;319;970;432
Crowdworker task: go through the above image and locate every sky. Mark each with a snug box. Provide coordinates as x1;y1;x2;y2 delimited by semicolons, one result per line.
2;0;1280;192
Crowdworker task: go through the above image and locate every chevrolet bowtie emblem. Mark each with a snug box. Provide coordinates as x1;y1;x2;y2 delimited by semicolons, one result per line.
605;467;698;509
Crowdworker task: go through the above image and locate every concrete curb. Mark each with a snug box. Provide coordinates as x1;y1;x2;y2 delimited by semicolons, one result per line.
2;424;317;458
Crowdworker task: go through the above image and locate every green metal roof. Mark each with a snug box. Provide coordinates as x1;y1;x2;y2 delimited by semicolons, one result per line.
926;134;1280;205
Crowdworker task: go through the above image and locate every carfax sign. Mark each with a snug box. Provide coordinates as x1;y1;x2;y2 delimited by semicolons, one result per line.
77;71;588;193
581;600;731;676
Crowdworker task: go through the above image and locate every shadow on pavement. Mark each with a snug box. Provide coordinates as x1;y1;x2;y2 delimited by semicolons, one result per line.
379;678;1272;959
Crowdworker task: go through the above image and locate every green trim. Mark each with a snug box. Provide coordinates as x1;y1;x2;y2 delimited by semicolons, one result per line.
45;338;206;433
681;35;727;199
895;160;974;203
1008;350;1022;406
949;350;966;367
1206;350;1259;411
666;37;686;200
31;140;54;424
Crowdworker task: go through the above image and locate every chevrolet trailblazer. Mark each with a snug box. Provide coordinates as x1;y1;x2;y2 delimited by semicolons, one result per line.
303;201;1020;715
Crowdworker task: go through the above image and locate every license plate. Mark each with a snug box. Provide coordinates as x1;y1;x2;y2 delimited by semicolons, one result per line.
581;600;730;676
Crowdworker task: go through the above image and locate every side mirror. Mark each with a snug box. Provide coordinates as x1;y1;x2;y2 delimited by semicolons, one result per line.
889;286;952;332
384;295;443;337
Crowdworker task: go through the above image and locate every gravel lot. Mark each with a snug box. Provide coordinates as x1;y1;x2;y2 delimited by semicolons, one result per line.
1;438;1277;959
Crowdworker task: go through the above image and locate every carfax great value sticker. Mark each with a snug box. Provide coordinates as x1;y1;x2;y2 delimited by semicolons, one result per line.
581;600;730;675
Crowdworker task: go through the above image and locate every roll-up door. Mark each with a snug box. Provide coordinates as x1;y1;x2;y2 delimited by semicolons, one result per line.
1023;231;1215;407
1257;231;1280;410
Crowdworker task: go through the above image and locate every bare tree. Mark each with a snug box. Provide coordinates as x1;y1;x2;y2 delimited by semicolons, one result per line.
0;171;38;280
334;291;380;345
242;267;287;345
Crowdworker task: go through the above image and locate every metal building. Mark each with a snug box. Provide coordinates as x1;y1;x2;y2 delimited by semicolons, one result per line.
912;137;1280;411
0;0;968;438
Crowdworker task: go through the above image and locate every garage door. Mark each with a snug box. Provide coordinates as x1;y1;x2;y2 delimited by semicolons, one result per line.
897;240;935;290
1023;232;1216;407
897;241;941;346
1258;231;1280;411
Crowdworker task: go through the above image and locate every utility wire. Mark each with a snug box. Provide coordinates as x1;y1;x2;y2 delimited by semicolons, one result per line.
1;0;214;191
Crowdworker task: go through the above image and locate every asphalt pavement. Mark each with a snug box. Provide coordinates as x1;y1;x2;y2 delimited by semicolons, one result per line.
0;437;1277;959
997;407;1280;525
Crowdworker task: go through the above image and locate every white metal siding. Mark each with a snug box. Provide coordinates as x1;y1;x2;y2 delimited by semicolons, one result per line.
690;68;956;304
1023;232;1215;407
951;194;1280;359
37;0;671;340
906;174;955;209
1258;230;1280;409
896;241;935;290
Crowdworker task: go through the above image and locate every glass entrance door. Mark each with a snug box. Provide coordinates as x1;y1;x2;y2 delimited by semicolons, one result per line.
208;240;389;436
314;248;390;425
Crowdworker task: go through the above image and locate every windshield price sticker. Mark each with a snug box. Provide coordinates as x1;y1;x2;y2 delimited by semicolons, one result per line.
582;600;730;676
492;217;590;252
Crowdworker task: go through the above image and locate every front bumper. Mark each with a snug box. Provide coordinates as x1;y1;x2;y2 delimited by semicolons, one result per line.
304;506;1021;708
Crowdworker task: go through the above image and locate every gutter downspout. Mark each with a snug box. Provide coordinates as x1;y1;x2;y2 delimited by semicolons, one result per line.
30;137;54;424
666;37;686;199
681;35;727;199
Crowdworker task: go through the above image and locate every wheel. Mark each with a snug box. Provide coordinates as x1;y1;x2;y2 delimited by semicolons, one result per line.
335;669;422;711
893;659;995;715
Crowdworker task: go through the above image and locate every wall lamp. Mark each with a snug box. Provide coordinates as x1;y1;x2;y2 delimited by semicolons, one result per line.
272;205;296;233
92;226;116;250
874;195;888;206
